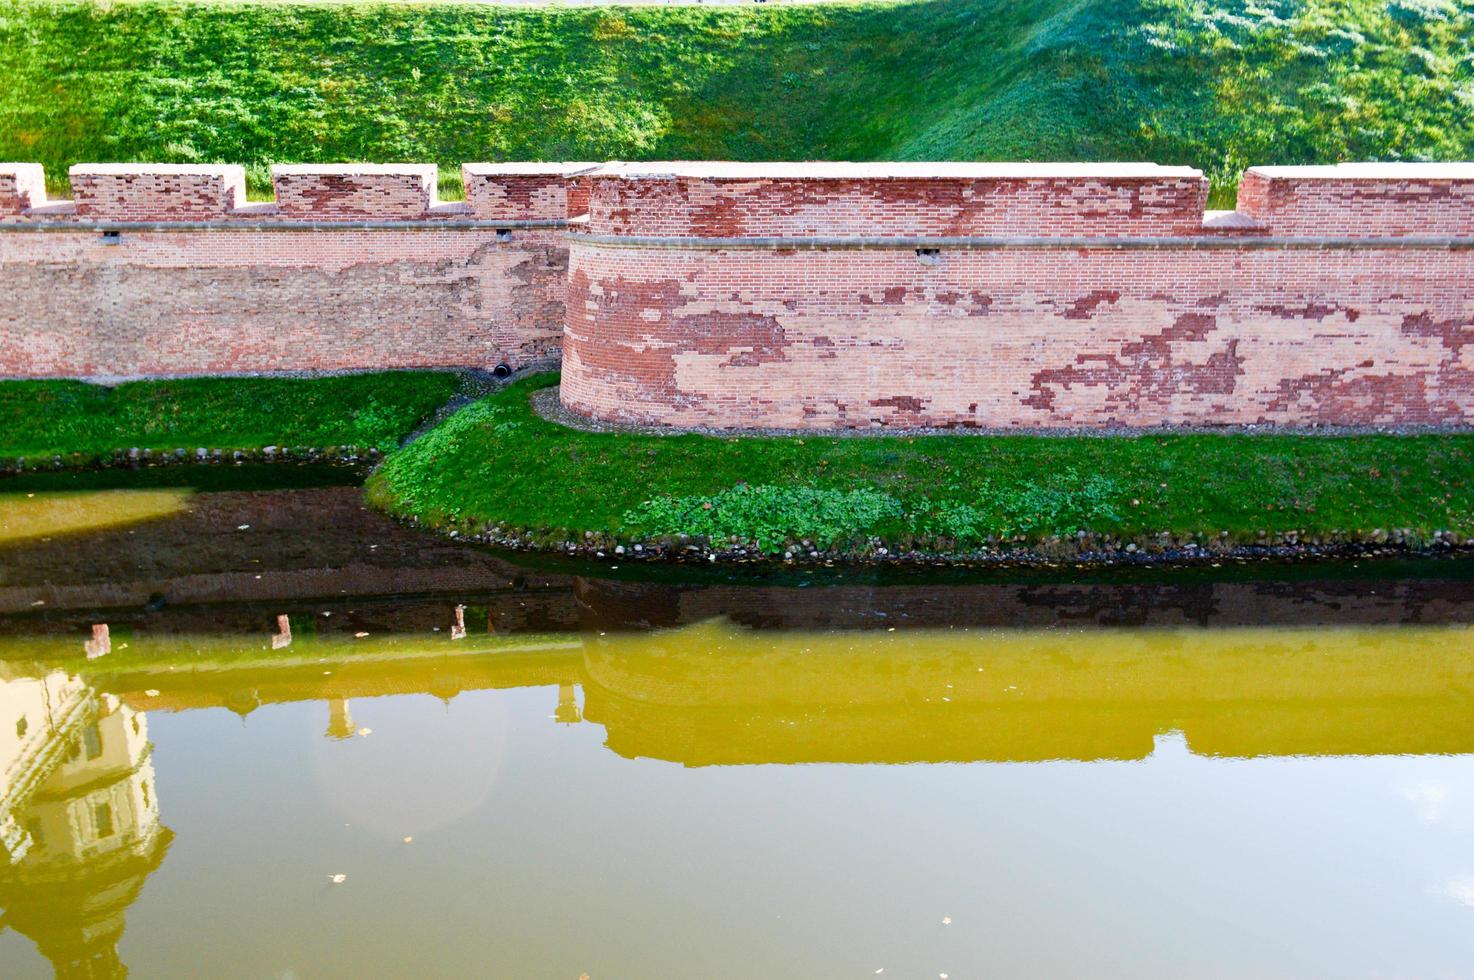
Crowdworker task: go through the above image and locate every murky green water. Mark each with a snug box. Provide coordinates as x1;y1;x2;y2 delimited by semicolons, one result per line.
3;476;1474;977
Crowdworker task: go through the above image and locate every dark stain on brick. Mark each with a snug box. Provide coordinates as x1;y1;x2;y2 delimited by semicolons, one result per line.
685;312;789;368
1254;302;1360;322
564;271;792;409
1402;311;1474;354
1024;313;1244;413
870;395;927;413
1064;290;1121;320
1264;367;1459;423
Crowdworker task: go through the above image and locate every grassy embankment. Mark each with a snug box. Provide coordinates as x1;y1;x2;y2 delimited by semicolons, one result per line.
0;372;458;470
1;0;1469;203
366;374;1474;560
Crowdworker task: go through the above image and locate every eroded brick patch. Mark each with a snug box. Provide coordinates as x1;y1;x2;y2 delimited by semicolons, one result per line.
561;244;1474;429
0;229;568;376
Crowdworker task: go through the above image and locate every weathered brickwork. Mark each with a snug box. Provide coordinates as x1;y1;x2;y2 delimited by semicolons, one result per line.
4;159;1473;429
463;162;598;221
1;229;568;376
0;163;580;377
70;164;247;220
0;163;47;214
589;162;1210;238
562;161;1474;430
1237;164;1474;238
271;164;436;220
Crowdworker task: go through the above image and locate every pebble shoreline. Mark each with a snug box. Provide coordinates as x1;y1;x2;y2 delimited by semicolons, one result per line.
399;512;1473;568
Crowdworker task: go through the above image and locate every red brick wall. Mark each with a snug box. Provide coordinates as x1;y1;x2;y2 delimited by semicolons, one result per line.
0;164;579;378
4;159;1473;431
271;164;435;219
70;164;247;220
2;228;567;376
463;163;598;221
562;162;1474;430
0;163;47;214
1237;164;1474;237
588;162;1209;238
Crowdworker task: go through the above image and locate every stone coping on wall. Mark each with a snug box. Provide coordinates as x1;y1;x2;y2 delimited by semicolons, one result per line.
1247;162;1474;179
594;161;1203;179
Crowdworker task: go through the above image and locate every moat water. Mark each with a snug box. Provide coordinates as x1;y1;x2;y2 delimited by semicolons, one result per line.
2;469;1474;977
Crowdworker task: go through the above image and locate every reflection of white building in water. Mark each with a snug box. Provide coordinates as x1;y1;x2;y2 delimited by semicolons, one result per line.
0;664;169;978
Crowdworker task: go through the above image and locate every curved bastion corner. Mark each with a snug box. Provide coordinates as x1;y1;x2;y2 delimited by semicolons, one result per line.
2;158;1472;431
559;161;1474;431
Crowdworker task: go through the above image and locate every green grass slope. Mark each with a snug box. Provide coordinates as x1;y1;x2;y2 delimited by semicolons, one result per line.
1;0;1469;199
366;375;1474;557
0;372;458;464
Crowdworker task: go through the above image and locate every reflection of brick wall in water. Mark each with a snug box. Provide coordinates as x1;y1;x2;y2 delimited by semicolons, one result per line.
571;577;1474;631
0;163;591;377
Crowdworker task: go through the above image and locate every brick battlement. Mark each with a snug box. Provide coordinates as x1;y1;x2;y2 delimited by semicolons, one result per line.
584;162;1213;238
3;158;1473;430
0;162;595;223
464;162;600;221
69;164;248;220
1237;163;1474;237
0;163;46;213
5;160;1473;237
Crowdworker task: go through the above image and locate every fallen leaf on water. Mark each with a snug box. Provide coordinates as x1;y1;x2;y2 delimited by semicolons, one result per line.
328;874;346;884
